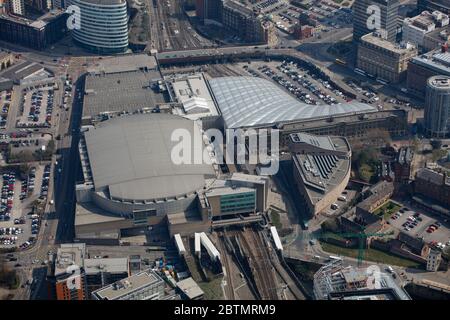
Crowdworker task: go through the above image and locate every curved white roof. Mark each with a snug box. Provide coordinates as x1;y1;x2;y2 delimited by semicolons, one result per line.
208;76;376;129
84;114;215;201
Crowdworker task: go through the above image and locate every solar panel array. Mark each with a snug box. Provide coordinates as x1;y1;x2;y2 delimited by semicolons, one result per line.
312;154;339;179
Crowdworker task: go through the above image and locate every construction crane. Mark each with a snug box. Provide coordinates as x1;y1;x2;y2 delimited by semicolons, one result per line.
306;230;395;267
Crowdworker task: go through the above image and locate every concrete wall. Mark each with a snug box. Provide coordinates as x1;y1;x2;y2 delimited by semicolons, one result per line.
91;191;199;216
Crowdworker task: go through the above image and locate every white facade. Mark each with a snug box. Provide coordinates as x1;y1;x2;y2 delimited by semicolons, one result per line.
403;11;449;48
8;0;24;15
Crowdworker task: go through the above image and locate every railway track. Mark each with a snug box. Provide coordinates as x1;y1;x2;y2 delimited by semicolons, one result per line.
217;232;236;300
239;227;279;300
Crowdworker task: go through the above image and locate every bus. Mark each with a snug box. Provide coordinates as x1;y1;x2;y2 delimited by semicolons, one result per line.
329;255;343;261
354;68;366;76
335;58;347;66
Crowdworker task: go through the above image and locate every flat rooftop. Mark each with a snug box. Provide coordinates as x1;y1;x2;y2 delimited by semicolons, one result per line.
167;73;219;120
0;10;65;27
75;202;125;227
92;269;164;300
55;243;86;276
205;185;256;198
85;258;129;275
176;277;204;299
411;49;450;75
361;33;417;54
0;60;45;82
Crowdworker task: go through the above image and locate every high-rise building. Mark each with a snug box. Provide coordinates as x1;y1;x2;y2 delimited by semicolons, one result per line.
353;0;400;42
26;0;52;11
68;0;129;54
424;75;450;137
53;0;67;9
46;243;88;300
196;0;222;22
7;0;25;16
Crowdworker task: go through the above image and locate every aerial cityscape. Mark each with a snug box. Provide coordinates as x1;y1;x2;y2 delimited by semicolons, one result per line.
0;0;449;304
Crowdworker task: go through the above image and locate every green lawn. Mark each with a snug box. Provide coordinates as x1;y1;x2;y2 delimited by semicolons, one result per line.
198;277;224;300
373;201;402;220
320;241;423;268
270;211;282;230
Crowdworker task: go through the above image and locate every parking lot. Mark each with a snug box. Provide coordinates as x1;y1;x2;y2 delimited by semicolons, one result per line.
0;164;49;249
16;85;55;128
0;89;12;129
388;207;450;251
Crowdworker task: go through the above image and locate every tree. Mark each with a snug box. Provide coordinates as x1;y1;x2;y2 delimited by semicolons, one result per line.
321;218;340;233
442;246;450;261
411;136;420;152
430;139;442;150
431;149;446;162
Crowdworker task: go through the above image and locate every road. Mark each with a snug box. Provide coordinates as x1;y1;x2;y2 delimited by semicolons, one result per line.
3;55;87;300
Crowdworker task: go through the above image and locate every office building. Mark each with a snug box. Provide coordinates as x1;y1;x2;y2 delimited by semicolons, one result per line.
69;0;129;54
84;258;130;296
196;0;222;22
407;47;450;96
47;244;88;300
313;260;411;300
289;133;351;216
0;10;67;50
221;0;276;44
393;147;414;182
426;249;442;271
414;168;450;209
403;11;449;50
91;269;166;300
423;25;450;52
418;0;450;15
353;0;400;42
424;75;450;137
204;173;269;218
53;0;67;9
7;0;24;15
357;32;418;83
